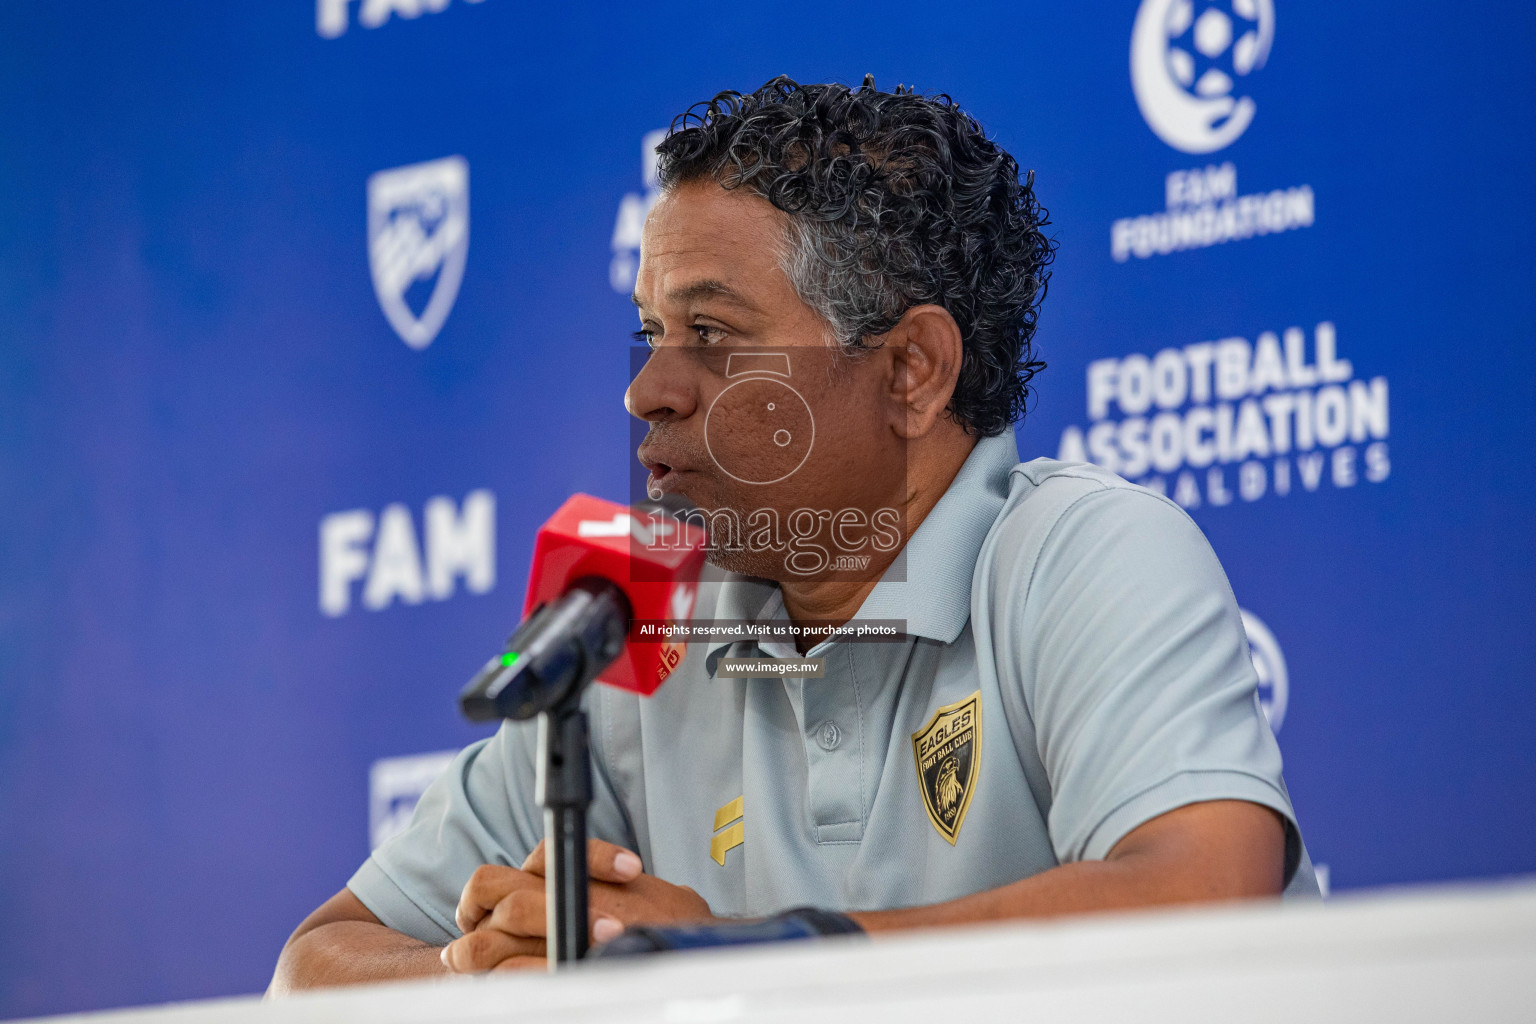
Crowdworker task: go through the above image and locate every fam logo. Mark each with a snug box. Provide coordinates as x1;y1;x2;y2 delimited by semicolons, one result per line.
320;490;495;616
1131;0;1275;154
368;156;469;350
610;129;667;293
317;0;486;39
1241;608;1288;732
1057;321;1390;510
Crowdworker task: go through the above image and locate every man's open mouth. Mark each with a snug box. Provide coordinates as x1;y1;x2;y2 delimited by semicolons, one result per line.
638;450;688;495
638;426;717;500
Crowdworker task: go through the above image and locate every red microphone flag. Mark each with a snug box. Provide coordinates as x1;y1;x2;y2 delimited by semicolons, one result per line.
522;494;707;696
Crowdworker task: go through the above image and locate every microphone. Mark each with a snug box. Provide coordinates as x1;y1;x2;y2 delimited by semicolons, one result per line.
453;493;707;969
459;493;707;722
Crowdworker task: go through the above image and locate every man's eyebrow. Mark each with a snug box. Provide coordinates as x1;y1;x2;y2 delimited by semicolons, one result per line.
632;279;755;311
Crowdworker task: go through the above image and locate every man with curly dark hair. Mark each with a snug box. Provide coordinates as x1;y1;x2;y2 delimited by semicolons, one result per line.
272;76;1315;991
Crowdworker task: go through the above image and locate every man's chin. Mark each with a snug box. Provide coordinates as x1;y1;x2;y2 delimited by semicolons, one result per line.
704;544;784;582
655;474;722;516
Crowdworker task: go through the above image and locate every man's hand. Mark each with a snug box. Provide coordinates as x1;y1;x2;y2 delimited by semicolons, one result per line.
441;840;714;973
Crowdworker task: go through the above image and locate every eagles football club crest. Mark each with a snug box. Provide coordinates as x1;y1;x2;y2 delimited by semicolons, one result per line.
366;155;469;350
911;691;981;844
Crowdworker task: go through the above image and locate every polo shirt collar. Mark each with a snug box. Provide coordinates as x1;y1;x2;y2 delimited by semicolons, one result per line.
702;429;1019;672
850;429;1018;643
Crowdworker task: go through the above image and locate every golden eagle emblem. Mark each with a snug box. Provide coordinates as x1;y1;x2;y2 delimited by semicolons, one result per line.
936;757;964;815
911;691;980;844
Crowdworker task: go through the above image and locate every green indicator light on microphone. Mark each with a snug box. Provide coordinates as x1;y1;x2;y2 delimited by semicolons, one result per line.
501;651;521;668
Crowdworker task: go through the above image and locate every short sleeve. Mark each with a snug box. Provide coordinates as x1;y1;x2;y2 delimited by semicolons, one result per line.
348;690;640;943
991;483;1304;885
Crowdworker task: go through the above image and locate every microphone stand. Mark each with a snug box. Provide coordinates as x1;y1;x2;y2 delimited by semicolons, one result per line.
537;696;591;965
458;578;630;970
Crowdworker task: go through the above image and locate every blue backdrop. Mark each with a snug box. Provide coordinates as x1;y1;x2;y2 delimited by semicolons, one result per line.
2;0;1533;1017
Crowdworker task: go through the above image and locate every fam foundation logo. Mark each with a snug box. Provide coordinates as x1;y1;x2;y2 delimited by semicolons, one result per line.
368;156;469;350
1119;2;1311;261
1057;321;1390;510
1131;0;1275;154
610;129;667;293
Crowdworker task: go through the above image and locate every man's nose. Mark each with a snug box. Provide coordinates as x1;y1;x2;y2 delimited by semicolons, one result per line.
625;347;698;423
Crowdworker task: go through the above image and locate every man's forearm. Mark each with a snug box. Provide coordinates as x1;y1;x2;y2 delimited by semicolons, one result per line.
849;801;1287;934
849;856;1197;933
268;920;447;996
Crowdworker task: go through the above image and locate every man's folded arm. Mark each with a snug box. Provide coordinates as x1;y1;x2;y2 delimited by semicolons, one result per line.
850;797;1284;933
271;688;640;993
268;727;533;995
268;888;445;996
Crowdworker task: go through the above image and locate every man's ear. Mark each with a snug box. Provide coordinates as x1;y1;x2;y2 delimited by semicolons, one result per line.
885;304;964;440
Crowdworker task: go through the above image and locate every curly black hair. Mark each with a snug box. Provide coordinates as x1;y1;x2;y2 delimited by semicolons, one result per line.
656;74;1055;437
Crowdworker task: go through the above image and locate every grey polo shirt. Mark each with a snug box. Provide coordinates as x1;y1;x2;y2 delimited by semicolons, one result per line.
349;432;1318;942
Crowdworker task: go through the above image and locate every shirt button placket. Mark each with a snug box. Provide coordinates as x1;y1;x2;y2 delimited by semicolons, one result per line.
800;647;864;842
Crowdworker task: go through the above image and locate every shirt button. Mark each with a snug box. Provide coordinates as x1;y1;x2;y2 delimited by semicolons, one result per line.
815;720;841;751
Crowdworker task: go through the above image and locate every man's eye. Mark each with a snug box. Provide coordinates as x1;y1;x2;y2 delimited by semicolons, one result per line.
631;329;658;350
693;325;727;345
